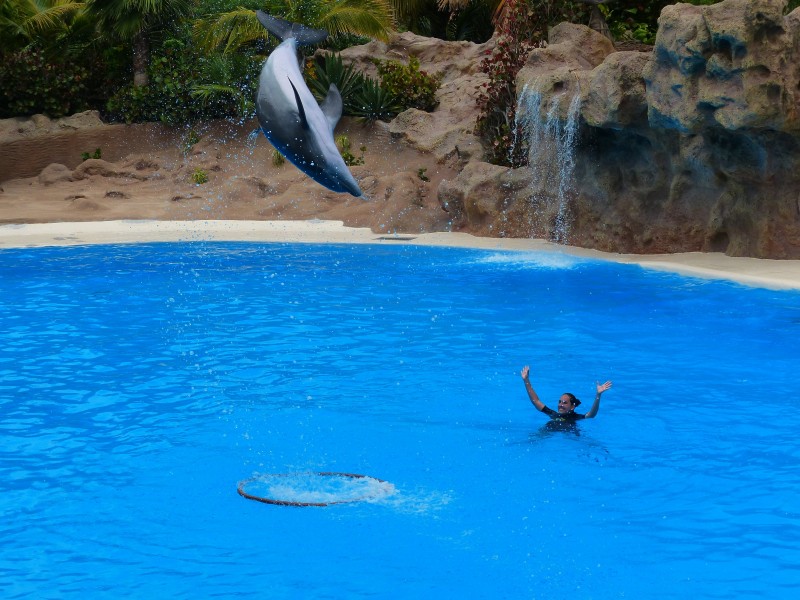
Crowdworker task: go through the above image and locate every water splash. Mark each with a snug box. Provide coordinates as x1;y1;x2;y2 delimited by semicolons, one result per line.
516;85;582;244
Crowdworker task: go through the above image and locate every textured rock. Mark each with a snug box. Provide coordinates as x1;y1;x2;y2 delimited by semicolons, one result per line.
337;31;491;162
38;163;73;185
0;111;104;144
524;22;615;72
645;0;800;132
71;159;149;181
583;52;651;129
516;22;615;122
470;0;800;258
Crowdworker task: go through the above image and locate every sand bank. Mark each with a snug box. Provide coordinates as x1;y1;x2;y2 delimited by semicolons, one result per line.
2;219;800;291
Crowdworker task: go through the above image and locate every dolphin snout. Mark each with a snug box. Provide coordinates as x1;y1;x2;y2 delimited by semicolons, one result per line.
343;180;363;198
330;168;362;197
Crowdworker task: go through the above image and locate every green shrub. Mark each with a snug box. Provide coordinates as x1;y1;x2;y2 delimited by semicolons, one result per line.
309;53;441;122
272;149;285;166
191;168;209;184
323;33;372;52
107;36;256;125
308;53;366;114
602;1;668;45
375;56;441;112
0;47;92;118
189;53;258;121
182;130;201;155
106;39;198;125
350;77;402;123
336;135;364;166
81;148;102;161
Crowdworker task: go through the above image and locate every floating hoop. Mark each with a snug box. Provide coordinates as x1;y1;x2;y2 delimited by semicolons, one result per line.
237;471;395;507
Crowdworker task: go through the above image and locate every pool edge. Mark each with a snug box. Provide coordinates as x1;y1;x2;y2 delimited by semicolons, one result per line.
2;219;800;291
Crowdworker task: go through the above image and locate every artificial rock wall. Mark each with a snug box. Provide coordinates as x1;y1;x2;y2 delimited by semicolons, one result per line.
443;0;800;258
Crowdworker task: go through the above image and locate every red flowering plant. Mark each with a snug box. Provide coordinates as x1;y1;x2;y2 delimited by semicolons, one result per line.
475;0;539;167
475;0;585;167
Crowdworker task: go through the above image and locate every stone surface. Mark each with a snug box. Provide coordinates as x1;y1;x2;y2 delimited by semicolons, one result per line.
645;0;799;132
488;0;800;258
583;52;651;129
38;163;73;186
337;31;492;162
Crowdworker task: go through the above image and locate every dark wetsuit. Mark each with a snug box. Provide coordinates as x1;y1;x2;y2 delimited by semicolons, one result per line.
541;406;584;430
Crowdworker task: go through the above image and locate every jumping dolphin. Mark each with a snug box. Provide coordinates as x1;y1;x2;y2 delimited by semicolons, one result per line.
254;11;362;197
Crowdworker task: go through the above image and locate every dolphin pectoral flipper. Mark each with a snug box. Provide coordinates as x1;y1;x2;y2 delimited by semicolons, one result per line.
255;10;328;45
288;79;310;130
320;84;343;132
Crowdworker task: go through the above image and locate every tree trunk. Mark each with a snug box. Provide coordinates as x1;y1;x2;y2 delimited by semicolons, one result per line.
132;29;150;87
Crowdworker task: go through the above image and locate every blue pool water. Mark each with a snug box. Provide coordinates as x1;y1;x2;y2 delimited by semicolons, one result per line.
1;242;799;598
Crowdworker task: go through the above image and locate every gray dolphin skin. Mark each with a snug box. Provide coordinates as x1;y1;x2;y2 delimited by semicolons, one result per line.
254;11;362;197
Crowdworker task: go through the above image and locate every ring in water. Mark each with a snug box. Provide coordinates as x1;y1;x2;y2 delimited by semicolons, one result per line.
237;472;396;507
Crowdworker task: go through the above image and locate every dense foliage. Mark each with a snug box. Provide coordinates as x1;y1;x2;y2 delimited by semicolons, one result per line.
309;52;441;122
0;0;395;122
106;34;260;124
0;47;91;119
4;0;799;131
394;0;496;42
307;52;367;114
375;56;441;112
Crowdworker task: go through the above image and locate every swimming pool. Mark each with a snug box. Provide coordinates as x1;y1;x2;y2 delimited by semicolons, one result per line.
2;242;798;598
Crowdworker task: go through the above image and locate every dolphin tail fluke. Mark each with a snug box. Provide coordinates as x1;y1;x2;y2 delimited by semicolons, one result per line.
255;11;329;45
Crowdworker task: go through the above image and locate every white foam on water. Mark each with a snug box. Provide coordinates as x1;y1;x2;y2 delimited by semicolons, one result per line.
242;472;396;505
241;473;457;513
471;251;586;270
381;488;454;514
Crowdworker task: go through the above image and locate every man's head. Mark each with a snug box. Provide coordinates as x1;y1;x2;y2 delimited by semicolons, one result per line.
557;393;581;414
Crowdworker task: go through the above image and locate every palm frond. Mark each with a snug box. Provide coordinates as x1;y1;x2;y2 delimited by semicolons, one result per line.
193;8;270;55
9;0;85;38
320;0;395;41
191;82;254;117
391;0;429;22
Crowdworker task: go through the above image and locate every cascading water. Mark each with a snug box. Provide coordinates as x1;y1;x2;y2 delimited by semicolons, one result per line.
515;84;582;244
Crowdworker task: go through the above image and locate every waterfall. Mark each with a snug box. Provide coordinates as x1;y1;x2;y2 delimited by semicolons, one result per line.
516;84;582;244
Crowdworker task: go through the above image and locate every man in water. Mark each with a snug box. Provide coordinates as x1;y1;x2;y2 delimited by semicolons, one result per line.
520;365;612;423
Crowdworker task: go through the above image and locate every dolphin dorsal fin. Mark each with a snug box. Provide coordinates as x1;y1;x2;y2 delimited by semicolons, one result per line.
320;84;343;131
256;11;329;45
288;79;310;130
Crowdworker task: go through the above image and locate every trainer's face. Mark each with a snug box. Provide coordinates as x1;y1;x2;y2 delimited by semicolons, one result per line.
557;394;575;414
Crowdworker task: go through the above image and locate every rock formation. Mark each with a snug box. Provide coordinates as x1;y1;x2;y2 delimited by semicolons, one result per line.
445;0;800;258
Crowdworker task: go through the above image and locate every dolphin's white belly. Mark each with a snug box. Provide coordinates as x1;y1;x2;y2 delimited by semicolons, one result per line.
257;42;335;157
255;36;361;196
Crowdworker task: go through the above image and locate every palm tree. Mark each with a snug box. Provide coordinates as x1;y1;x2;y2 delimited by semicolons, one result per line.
0;0;86;54
86;0;191;86
194;0;395;56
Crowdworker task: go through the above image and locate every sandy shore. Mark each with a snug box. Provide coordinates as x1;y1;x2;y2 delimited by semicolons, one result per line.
2;219;800;290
